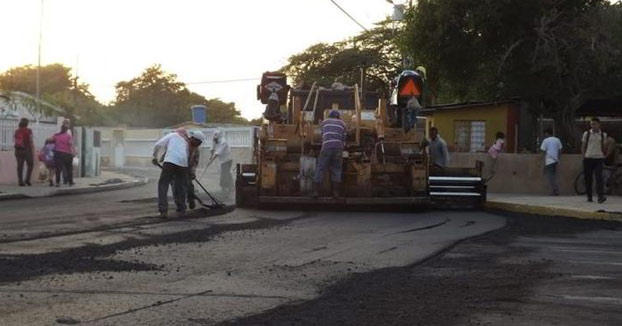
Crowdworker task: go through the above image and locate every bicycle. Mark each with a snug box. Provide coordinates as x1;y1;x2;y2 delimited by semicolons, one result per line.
574;162;622;195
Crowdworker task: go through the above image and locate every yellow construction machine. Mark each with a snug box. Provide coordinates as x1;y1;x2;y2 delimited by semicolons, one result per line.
235;71;486;208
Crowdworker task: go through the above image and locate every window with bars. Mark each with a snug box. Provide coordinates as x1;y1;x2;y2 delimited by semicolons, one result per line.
454;120;486;152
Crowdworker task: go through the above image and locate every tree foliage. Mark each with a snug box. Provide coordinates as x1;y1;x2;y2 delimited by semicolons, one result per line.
282;20;402;93
112;65;247;127
399;0;622;145
0;64;107;125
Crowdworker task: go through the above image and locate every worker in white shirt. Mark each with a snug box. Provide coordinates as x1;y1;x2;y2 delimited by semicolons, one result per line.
206;131;233;195
153;129;190;218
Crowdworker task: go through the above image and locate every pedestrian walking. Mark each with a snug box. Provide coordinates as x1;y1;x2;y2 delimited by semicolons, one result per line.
428;127;450;167
540;129;563;196
312;109;347;198
153;129;190;218
207;131;233;196
14;118;35;186
488;132;505;159
187;130;205;209
581;117;607;203
53;124;75;187
39;138;56;187
486;131;505;178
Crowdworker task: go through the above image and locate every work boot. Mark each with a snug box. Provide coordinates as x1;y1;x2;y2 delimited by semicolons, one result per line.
188;200;196;210
158;211;168;219
332;182;341;199
311;183;321;199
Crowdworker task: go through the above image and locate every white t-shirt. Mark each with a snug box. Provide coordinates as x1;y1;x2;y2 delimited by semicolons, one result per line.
213;141;232;164
582;130;606;159
540;136;562;166
155;133;189;167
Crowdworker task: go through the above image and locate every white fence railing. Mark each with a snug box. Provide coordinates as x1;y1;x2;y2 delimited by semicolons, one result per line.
100;126;258;159
0;119;59;151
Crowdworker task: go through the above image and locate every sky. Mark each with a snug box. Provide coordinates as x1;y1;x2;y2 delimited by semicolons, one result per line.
0;0;396;120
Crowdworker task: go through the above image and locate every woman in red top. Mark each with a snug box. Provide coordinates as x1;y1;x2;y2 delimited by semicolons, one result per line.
53;124;75;187
14;118;35;186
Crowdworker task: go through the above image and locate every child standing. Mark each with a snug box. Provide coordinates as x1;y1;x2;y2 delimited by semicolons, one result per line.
39;138;56;186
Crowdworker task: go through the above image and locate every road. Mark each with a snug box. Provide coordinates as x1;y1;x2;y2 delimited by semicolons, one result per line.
0;168;620;325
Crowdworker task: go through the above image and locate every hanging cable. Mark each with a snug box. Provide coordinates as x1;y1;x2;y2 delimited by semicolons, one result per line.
328;0;369;32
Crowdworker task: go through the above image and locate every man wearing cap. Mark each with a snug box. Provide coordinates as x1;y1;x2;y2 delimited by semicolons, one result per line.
187;130;205;209
207;131;233;196
152;129;191;218
313;110;347;198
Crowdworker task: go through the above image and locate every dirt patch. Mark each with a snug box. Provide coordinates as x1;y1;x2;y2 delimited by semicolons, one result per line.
217;214;621;326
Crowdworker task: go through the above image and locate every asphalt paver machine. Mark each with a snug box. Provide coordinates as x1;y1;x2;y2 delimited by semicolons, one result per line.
235;71;486;208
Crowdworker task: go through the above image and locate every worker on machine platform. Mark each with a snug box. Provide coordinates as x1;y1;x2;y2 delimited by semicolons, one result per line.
312;109;347;199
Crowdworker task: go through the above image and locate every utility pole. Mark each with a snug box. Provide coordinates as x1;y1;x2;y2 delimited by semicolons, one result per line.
72;76;78;118
36;0;44;114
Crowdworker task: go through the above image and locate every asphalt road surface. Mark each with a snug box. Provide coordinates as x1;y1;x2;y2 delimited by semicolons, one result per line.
0;168;620;325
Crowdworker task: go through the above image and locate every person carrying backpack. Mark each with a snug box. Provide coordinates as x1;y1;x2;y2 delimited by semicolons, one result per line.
581;117;608;203
39;137;56;187
14;118;35;186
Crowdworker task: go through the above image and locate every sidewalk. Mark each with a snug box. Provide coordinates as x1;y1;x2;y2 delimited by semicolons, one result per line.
0;171;148;200
486;193;622;221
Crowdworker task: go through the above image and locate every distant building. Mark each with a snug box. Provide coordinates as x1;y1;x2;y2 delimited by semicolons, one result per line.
421;100;534;153
0;90;66;123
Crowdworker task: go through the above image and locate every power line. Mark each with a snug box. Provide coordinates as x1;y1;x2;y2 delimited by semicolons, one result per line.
328;0;369;32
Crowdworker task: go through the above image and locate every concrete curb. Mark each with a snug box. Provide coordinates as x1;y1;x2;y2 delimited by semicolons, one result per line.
0;193;30;201
51;177;149;197
0;177;149;201
486;200;622;222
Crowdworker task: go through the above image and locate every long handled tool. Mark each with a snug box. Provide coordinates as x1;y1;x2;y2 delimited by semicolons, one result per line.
155;162;225;210
192;178;225;209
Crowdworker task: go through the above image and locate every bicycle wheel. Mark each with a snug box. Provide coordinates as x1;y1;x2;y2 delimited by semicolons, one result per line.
574;172;586;195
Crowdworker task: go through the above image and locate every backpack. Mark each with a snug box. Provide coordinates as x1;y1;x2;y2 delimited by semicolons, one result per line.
583;130;605;155
14;128;29;149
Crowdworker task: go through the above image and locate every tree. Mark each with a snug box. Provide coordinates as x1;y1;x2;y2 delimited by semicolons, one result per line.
112;65;248;127
399;0;622;147
0;63;108;125
282;20;401;93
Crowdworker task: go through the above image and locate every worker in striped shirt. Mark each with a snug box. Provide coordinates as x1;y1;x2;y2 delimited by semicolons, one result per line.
313;109;347;198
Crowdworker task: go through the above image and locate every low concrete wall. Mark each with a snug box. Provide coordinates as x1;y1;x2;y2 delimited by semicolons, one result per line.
448;153;583;195
0;150;44;185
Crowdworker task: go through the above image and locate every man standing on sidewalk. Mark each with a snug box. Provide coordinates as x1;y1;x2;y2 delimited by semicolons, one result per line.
153;129;190;218
313;109;347;198
581;118;607;203
540;129;562;196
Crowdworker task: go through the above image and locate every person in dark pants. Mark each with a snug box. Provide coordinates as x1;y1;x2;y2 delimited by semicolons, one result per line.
52;124;75;187
153;129;190;218
540;129;562;196
581;117;608;203
312;109;347;199
14;118;35;186
186;131;205;209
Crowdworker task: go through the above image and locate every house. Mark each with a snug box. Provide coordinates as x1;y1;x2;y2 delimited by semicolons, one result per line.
420;100;534;153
